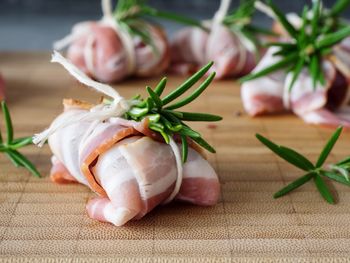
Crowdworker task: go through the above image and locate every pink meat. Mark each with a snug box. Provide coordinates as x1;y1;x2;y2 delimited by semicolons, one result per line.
0;74;5;100
66;22;170;83
48;107;220;226
241;47;286;116
241;46;350;127
170;25;256;79
67;22;129;83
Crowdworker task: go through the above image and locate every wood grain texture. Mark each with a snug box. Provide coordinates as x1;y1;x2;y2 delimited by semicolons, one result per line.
1;52;350;262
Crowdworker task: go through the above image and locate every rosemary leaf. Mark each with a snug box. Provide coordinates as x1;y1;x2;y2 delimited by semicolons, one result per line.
309;55;320;89
178;126;201;138
314;174;335;204
162;61;213;105
240;53;298;82
149;122;170;144
160;116;182;132
175;112;222;122
146;86;163;109
265;42;295;49
268;0;298;38
147;113;160;123
322;171;350;186
164;110;183;119
165;72;216;110
274;172;315;198
288;57;305;91
256;134;315;171
245;25;277;36
128;107;149;118
161;110;182;124
9;149;41;178
1;101;13;144
181;135;188;163
316;26;350;49
191;136;216;153
5;150;23;168
311;0;321;39
297;6;309;48
143;7;207;31
336;156;350;166
316;126;343;168
146;97;155;111
9;136;33;149
329;0;350;16
318;66;326;86
154;77;167;96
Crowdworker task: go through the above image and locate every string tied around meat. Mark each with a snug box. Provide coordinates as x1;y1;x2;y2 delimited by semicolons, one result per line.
33;51;184;202
32;51;134;147
207;0;248;74
53;0;136;75
163;137;184;204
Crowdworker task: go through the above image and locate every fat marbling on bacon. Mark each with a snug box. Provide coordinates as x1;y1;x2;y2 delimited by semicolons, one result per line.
241;47;350;127
48;100;220;226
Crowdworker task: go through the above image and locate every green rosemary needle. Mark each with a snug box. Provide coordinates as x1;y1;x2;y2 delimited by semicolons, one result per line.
223;0;276;55
125;62;222;163
113;0;206;50
241;0;350;90
256;126;350;204
0;101;41;177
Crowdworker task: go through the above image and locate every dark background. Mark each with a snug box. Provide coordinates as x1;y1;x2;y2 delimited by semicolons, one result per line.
0;0;347;50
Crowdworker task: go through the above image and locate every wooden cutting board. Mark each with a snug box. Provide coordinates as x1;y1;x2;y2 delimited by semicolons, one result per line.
1;52;350;262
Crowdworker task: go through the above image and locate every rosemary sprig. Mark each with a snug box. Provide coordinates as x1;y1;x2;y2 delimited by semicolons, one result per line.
0;101;41;177
223;0;275;55
114;0;206;49
241;0;350;90
125;62;222;163
256;126;350;204
318;0;350;34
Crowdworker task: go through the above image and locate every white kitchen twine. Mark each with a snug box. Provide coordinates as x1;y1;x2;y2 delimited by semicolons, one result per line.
100;0;136;74
254;1;276;19
53;0;136;75
33;51;184;202
33;51;132;147
163;137;184;204
212;0;231;29
208;0;247;74
283;72;293;110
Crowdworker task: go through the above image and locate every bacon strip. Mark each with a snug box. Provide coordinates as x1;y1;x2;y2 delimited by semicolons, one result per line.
241;47;350;127
48;104;220;226
62;21;169;83
170;25;256;79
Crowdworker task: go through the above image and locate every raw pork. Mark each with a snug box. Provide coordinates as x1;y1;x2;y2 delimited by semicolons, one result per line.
170;24;256;79
48;101;220;226
241;47;350;127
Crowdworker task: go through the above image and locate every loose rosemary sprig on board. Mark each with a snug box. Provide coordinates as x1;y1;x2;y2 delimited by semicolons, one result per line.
0;101;40;177
241;0;350;90
114;0;206;49
256;126;350;204
223;0;275;54
125;62;222;163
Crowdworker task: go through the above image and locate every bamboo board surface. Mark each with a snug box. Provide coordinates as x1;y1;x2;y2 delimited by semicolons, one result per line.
1;52;350;262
